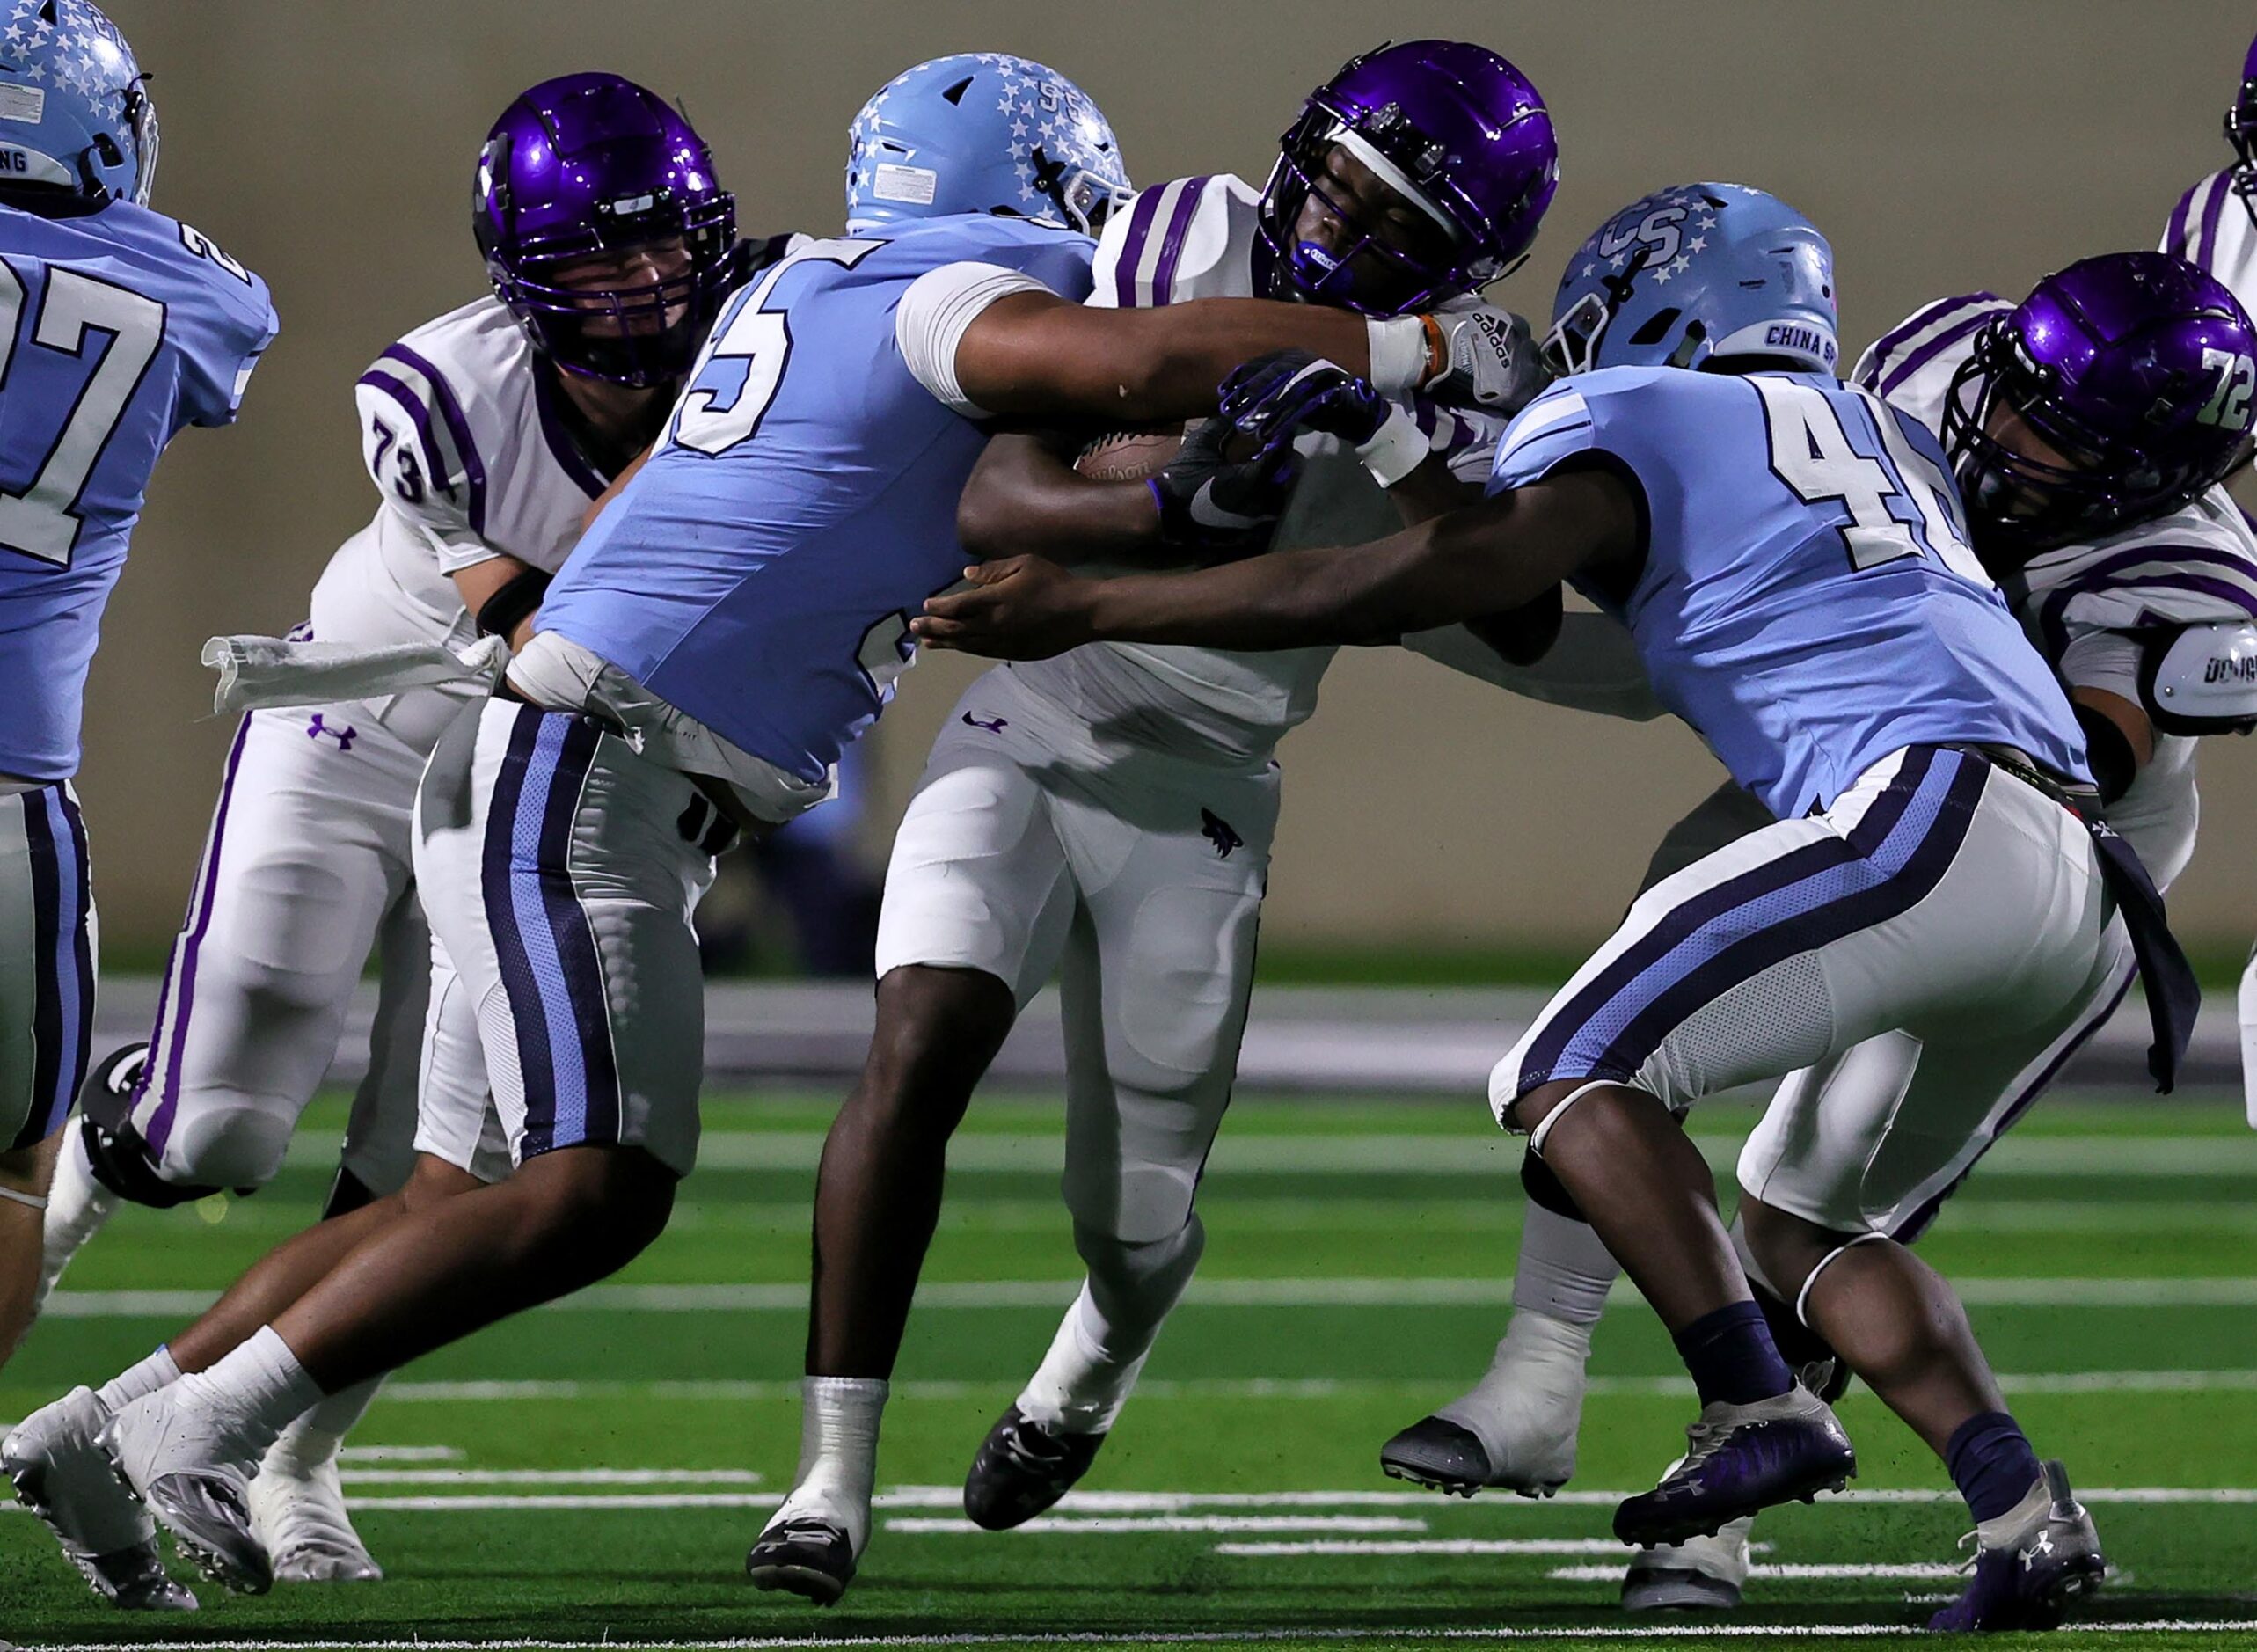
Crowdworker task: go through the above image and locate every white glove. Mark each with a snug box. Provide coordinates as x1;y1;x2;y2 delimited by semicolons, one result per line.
1367;304;1553;416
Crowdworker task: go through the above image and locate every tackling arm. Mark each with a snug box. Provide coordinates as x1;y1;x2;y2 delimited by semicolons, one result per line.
955;432;1174;567
914;467;1640;660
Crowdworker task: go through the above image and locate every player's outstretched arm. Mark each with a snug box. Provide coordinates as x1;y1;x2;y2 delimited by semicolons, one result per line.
956;433;1172;567
952;290;1536;425
914;467;1639;661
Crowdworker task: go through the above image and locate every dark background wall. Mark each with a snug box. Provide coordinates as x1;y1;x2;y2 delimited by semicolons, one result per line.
78;1;2257;954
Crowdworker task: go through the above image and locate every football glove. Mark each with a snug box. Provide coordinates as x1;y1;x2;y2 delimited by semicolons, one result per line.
1369;303;1552;416
1148;415;1299;554
1220;351;1428;488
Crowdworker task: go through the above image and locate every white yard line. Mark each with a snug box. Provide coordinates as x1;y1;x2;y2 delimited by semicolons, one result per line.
40;1275;2257;1318
31;1617;2257;1649
335;1444;464;1462
337;1467;763;1486
1548;1562;1956;1582
1215;1539;1766;1557
885;1515;1426;1535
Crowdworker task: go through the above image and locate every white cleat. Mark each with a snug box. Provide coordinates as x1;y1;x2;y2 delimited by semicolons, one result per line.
99;1389;271;1596
252;1438;382;1583
1622;1513;1754;1611
3;1387;195;1611
1379;1310;1586;1497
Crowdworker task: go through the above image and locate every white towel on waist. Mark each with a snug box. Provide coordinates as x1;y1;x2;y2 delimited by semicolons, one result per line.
201;634;511;714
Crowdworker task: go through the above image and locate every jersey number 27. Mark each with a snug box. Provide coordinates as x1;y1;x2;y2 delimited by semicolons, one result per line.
0;264;165;567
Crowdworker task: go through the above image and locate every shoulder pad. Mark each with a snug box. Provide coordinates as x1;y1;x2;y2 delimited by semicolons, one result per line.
1092;174;1258;308
1854;294;2005;426
2141;621;2257;735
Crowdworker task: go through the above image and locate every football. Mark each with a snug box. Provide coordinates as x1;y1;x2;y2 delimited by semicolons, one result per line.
1073;424;1187;482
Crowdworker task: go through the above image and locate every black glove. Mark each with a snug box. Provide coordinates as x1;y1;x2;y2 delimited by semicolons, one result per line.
1148;414;1300;553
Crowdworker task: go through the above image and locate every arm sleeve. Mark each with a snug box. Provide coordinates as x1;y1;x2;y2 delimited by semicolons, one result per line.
2056;628;2144;703
352;373;489;569
895;259;1063;417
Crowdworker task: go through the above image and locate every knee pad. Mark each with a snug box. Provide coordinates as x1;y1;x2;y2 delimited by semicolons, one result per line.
78;1115;223;1210
1519;1146;1589;1222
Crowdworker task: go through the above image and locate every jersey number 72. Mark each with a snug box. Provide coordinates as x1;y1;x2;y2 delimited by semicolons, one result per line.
0;263;165;567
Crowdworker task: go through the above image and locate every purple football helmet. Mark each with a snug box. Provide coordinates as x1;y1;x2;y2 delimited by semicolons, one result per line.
1255;40;1558;316
2227;33;2257;216
473;73;740;387
1943;252;2257;564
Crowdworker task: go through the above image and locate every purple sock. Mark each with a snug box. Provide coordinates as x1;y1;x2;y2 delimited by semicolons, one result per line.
1672;1300;1794;1407
1946;1411;2041;1524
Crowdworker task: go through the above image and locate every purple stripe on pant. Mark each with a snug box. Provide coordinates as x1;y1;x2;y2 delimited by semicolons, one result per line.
141;715;253;1156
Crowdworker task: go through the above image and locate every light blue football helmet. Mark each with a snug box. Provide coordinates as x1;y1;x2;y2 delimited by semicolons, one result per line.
0;0;156;205
1542;183;1837;377
845;53;1129;236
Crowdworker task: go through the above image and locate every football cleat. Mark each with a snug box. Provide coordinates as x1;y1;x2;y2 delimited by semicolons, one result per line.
3;1387;195;1612
1378;1310;1584;1498
99;1391;271;1596
746;1516;856;1606
251;1439;382;1583
1612;1384;1854;1549
962;1406;1107;1531
1927;1460;2106;1633
1620;1515;1754;1611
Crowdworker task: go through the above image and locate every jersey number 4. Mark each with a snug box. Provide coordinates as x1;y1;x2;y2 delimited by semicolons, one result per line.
0;264;166;567
1755;376;1990;585
669;238;884;457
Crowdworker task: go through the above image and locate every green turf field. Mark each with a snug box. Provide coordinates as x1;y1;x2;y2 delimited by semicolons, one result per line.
4;1087;2255;1650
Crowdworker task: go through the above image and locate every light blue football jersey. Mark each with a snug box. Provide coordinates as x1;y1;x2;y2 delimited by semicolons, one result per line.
537;215;1095;783
0;200;276;780
1489;366;2089;818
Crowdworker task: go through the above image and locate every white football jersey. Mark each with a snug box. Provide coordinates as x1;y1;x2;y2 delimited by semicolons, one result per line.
1857;296;2257;885
2162;169;2257;324
307;297;614;660
1002;173;1514;764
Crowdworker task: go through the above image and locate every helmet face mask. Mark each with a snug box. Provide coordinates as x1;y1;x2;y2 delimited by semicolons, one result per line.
1943;259;2257;567
1254;40;1556;317
473;75;740;390
2227;33;2257;223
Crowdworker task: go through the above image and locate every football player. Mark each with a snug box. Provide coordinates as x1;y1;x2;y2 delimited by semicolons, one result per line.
11;72;760;1594
751;40;1669;1608
0;0;275;1612
1385;252;2257;1624
2159;34;2257;1127
916;183;2204;1637
8;52;1542;1603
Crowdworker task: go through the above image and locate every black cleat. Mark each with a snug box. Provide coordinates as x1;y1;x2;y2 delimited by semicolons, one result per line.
746;1517;855;1606
1379;1417;1494;1498
962;1406;1106;1531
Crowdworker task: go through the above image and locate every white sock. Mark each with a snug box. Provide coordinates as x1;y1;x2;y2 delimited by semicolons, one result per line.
1017;1285;1148;1435
771;1376;887;1557
37;1127;119;1304
1435;1308;1594;1471
174;1327;325;1462
1510;1202;1623;1327
267;1375;384;1473
95;1345;181;1415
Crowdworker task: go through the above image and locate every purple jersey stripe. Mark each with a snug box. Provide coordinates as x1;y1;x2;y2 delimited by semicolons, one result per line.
2036;553;2257;655
45;785;91;1141
356;370;452;511
1111;186;1168;308
141;715;253;1155
381;344;491;536
2166;180;2202;259
530;717;618;1149
1861;293;1995;391
1149;175;1211;307
1887;961;2133;1246
484;706;559;1148
1878;313;1990;400
2195;172;2230;274
532;367;610;500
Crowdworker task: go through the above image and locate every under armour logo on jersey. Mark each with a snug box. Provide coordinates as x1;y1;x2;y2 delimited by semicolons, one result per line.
1201;808;1244;859
306;713;356;751
961;711;1009;734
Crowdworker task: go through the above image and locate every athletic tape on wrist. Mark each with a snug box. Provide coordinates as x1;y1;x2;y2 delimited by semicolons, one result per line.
1365;314;1433;400
0;1183;49;1210
1357;406;1430;488
1793;1231;1889;1329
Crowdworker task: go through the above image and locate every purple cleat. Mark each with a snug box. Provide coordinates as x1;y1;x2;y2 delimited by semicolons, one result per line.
1927;1460;2106;1634
1612;1384;1854;1549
